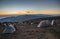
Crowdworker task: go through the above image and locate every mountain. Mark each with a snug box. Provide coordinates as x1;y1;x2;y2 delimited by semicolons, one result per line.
0;16;11;19
0;14;60;22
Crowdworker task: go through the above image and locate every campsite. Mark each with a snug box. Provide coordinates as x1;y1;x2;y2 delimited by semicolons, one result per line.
0;0;60;39
0;15;60;39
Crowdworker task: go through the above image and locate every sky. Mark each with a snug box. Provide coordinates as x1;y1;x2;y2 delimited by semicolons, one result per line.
0;0;60;15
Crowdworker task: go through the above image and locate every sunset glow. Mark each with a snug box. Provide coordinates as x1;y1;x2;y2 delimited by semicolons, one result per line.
0;0;60;16
0;11;60;16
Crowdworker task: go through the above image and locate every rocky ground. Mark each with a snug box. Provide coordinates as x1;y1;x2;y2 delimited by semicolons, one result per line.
0;19;60;39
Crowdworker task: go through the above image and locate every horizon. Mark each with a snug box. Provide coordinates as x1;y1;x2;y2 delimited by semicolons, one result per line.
0;12;60;16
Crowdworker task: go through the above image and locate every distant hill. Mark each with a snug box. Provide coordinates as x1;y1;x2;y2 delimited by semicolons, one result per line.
0;14;60;22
